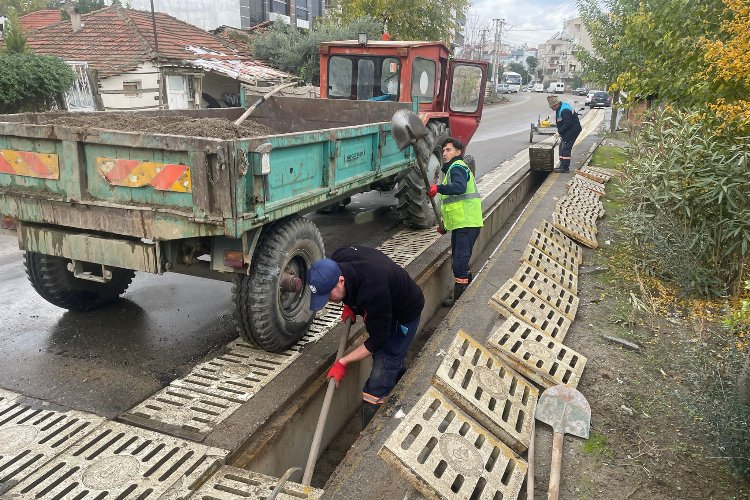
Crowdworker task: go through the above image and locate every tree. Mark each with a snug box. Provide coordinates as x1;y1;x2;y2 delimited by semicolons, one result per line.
336;0;470;42
0;0;47;16
253;17;383;84
0;53;75;113
703;0;750;128
525;55;537;75
2;8;27;54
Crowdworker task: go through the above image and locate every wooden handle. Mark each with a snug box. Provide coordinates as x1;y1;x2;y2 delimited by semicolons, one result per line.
548;432;564;500
526;421;535;500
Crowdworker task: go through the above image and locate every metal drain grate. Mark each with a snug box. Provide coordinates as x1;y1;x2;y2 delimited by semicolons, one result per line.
521;242;579;294
0;388;17;406
529;229;581;272
433;330;538;453
487;316;587;389
536;221;582;262
5;420;228;499
552;212;598;249
510;271;579;321
523;241;578;274
124;304;341;436
192;466;323;499
379;387;527;500
0;402;104;495
568;176;606;196
378;228;440;268
489;279;572;341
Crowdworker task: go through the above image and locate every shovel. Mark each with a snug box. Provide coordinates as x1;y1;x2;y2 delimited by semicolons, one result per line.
535;385;591;500
233;81;298;127
390;109;445;233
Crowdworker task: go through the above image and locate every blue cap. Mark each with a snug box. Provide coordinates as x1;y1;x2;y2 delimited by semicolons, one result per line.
307;258;341;312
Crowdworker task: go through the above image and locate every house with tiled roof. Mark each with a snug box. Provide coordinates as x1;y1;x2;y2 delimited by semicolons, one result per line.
19;9;63;31
25;6;294;111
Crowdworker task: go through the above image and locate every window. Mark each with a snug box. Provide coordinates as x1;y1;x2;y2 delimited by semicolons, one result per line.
122;80;142;96
270;0;287;14
449;64;482;113
296;0;308;20
328;55;400;101
411;58;436;103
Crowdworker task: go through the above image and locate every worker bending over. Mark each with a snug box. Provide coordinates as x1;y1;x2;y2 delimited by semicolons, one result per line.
547;95;582;173
427;137;483;306
307;246;424;427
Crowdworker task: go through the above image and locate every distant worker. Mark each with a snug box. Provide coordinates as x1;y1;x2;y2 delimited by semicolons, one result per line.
427;137;483;306
307;246;424;427
547;95;582;173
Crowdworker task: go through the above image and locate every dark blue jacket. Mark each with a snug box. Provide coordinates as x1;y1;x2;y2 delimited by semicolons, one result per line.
556;102;582;140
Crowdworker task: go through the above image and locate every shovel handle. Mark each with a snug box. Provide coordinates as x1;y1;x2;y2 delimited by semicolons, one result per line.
548;432;564;500
414;154;445;232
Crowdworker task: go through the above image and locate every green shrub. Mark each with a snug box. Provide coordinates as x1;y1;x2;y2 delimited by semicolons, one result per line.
621;106;750;296
0;53;76;113
252;17;383;84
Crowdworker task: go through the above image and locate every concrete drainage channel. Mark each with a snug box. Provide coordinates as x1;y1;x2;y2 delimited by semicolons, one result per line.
0;111;604;498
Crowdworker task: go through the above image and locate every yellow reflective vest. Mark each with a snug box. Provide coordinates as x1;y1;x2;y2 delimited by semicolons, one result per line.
439;159;483;231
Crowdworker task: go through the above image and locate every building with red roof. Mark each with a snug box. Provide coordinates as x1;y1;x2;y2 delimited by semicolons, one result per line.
19;9;63;31
25;6;294;111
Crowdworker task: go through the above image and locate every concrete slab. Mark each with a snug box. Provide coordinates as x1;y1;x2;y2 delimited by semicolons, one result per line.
0;387;18;406
552;211;599;249
193;466;323;499
489;278;572;341
536;220;582;262
520;242;579;294
577;166;615;183
523;240;578;274
529;228;582;270
432;330;538;453
0;399;105;495
4;420;228;499
487;316;587;389
567;176;606;196
509;271;579;321
379;387;527;500
555;204;600;228
556;195;604;219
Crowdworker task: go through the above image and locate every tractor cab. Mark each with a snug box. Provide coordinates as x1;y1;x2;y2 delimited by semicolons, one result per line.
319;40;488;145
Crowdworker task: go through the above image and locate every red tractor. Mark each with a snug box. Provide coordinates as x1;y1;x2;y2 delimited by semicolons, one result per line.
319;39;488;228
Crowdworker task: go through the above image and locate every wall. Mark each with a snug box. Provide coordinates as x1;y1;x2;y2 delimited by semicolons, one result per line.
201;72;242;108
114;0;242;30
99;62;161;111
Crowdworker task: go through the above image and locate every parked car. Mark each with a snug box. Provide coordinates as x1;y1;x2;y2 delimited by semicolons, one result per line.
585;90;598;105
533;83;545;92
589;91;612;108
573;87;588;96
496;83;513;94
547;82;565;94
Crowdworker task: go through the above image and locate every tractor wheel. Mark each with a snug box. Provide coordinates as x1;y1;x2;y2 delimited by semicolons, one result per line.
395;121;448;229
24;252;135;311
233;214;324;353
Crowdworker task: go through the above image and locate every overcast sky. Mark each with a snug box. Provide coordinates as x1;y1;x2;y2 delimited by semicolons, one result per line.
466;0;580;49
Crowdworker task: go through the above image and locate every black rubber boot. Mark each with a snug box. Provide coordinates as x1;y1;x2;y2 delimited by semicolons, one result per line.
362;401;380;428
442;282;468;307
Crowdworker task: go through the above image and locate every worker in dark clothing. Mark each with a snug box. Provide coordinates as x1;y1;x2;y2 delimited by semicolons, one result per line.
427;137;483;306
307;246;424;427
547;95;582;173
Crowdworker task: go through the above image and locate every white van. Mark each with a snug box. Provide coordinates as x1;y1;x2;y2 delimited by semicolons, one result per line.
547;82;565;94
533;83;544;92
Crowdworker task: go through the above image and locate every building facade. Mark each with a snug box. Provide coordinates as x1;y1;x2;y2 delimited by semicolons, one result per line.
535;16;593;88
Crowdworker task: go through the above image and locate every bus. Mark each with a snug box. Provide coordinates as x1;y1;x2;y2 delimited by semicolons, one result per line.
502;71;523;93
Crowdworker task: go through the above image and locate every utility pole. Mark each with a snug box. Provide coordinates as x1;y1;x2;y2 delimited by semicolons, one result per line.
491;18;505;90
478;28;488;61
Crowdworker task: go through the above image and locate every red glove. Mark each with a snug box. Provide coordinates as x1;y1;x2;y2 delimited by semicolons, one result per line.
436;225;446;235
427;184;439;198
327;360;347;386
341;305;356;324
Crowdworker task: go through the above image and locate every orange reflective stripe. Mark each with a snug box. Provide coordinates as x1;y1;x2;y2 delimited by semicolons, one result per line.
455;277;469;284
362;392;385;404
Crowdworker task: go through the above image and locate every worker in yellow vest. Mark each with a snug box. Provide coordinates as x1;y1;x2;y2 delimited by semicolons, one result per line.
427;137;483;306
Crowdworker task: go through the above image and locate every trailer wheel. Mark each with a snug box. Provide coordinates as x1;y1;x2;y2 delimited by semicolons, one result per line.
395;121;448;229
233;214;324;353
24;252;135;311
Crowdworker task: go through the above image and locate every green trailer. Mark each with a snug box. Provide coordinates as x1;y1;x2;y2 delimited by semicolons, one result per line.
0;97;429;352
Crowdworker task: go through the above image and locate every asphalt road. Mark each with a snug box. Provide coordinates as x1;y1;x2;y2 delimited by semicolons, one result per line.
0;94;589;417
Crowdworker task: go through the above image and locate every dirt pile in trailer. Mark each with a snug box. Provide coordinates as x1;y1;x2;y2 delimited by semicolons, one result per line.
44;114;277;139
